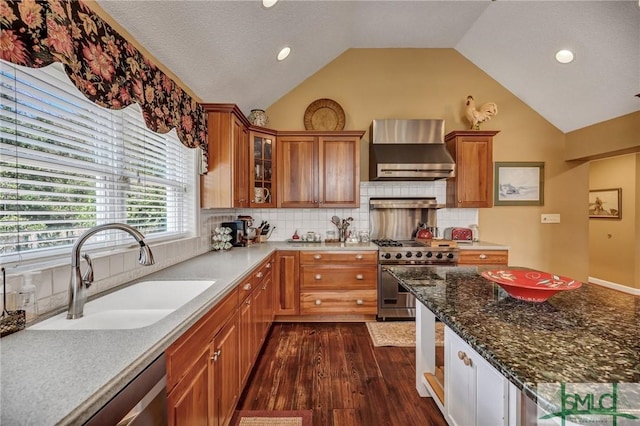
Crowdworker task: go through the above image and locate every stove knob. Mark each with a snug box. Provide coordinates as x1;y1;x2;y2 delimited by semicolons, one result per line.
415;252;423;258
426;252;433;258
383;253;391;259
436;253;443;259
447;253;455;259
406;252;413;258
395;253;403;259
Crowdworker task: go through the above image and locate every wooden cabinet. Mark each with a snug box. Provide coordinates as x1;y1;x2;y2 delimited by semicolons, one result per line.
277;131;364;208
299;251;377;315
201;104;251;208
250;130;276;207
167;254;275;426
444;326;507;426
445;130;499;208
458;249;508;265
166;288;239;426
274;250;300;315
239;256;274;387
212;313;239;426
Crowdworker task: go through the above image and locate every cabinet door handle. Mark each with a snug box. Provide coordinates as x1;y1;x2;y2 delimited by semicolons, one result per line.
262;284;267;290
355;274;364;280
463;356;472;367
313;254;322;260
243;283;252;291
266;262;272;269
315;299;322;305
479;254;488;259
211;349;221;362
355;254;363;260
256;271;264;278
356;299;364;305
458;350;466;360
245;299;251;305
314;274;322;280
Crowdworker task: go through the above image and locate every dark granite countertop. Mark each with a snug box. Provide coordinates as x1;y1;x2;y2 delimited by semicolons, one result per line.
386;265;640;402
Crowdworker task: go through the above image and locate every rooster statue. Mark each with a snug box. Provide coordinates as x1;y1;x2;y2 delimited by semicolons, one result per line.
465;95;498;130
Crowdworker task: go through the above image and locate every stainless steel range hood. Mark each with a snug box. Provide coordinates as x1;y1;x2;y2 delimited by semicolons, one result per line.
369;119;456;180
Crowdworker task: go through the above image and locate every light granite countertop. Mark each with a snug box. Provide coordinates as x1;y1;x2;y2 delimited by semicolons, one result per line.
0;242;376;426
386;265;640;402
455;240;509;250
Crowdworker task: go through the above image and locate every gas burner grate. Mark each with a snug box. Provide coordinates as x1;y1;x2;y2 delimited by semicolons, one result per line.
372;239;404;247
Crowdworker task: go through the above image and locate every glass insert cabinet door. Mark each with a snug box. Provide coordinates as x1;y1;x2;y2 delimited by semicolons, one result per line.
250;131;275;207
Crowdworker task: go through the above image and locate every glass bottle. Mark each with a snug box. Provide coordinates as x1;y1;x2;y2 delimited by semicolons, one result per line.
19;272;38;322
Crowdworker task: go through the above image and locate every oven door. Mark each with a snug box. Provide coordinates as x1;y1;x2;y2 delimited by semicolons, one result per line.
378;265;417;320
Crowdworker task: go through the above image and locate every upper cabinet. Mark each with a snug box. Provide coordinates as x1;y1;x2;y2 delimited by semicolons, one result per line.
201;104;251;209
445;130;499;208
250;130;277;208
277;131;364;208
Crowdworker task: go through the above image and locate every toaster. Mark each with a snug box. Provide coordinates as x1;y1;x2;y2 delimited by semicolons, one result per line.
443;227;473;241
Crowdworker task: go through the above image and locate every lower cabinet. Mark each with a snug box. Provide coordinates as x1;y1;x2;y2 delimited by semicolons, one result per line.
458;249;508;265
274;251;300;315
166;255;275;426
444;326;508;426
299;251;377;315
166;288;239;426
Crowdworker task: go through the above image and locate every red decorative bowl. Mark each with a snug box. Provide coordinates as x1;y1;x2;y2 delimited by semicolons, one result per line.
481;269;582;302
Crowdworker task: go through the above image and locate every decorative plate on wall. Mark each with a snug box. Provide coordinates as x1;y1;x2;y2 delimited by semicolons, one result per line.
303;98;345;130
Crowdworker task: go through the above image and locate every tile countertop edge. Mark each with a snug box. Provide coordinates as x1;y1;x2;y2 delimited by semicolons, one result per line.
0;242;378;426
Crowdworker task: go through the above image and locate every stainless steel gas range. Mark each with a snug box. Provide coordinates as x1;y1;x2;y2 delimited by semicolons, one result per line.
369;198;460;320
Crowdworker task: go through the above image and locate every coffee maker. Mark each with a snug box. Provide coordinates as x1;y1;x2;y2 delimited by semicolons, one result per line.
221;220;246;247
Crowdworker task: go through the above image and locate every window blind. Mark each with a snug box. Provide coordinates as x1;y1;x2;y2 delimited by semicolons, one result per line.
0;60;196;263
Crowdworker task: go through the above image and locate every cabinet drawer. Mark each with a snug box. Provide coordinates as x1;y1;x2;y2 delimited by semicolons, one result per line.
300;290;377;315
458;250;508;265
300;266;377;290
300;251;377;265
253;256;273;284
166;287;238;392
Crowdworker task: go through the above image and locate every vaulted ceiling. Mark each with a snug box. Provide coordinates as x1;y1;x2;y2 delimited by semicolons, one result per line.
96;0;640;133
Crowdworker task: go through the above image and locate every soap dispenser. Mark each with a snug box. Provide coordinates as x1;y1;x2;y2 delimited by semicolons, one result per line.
18;271;38;322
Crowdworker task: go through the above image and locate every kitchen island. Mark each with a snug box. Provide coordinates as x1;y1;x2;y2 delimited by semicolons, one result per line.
386;265;640;425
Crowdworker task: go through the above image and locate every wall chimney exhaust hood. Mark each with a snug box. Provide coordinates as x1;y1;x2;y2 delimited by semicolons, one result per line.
369;119;456;181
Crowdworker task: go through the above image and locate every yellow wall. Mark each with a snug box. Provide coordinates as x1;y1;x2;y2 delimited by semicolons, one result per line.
588;154;638;288
566;111;640;161
266;48;589;280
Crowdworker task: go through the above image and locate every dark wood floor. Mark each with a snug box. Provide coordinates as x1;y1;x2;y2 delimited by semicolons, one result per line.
238;322;448;426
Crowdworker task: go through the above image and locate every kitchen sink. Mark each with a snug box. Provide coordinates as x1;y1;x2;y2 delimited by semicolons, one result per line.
30;280;216;330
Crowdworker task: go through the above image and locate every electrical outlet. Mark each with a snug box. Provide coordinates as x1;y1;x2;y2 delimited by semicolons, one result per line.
541;214;561;223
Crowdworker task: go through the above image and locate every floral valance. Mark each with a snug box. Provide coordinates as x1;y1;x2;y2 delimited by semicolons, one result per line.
1;0;208;166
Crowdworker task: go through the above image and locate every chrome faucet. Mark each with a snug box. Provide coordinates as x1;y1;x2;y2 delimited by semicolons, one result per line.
67;223;155;319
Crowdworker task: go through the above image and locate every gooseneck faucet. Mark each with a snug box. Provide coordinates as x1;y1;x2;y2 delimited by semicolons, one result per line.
67;223;155;319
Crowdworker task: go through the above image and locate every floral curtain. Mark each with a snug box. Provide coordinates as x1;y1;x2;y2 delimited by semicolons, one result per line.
1;0;208;168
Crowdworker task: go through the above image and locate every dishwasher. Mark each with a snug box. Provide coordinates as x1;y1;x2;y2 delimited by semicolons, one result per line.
85;353;167;426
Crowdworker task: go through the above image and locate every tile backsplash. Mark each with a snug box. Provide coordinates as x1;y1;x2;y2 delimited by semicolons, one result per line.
2;181;476;321
236;181;478;241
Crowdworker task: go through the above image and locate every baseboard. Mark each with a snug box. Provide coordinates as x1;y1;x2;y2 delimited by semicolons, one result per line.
273;314;376;323
589;277;640;295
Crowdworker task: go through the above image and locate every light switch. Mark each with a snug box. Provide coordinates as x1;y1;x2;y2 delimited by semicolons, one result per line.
541;214;561;223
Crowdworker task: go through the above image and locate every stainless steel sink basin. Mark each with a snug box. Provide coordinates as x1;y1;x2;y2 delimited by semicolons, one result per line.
31;280;216;330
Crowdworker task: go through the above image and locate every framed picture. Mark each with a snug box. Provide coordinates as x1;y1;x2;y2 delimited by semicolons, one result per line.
494;162;544;206
589;188;621;219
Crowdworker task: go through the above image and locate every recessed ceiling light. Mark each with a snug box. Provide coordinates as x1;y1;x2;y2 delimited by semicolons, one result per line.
263;0;278;8
555;49;574;64
277;47;291;61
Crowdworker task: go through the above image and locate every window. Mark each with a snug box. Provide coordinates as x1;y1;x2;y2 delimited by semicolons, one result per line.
1;60;196;264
